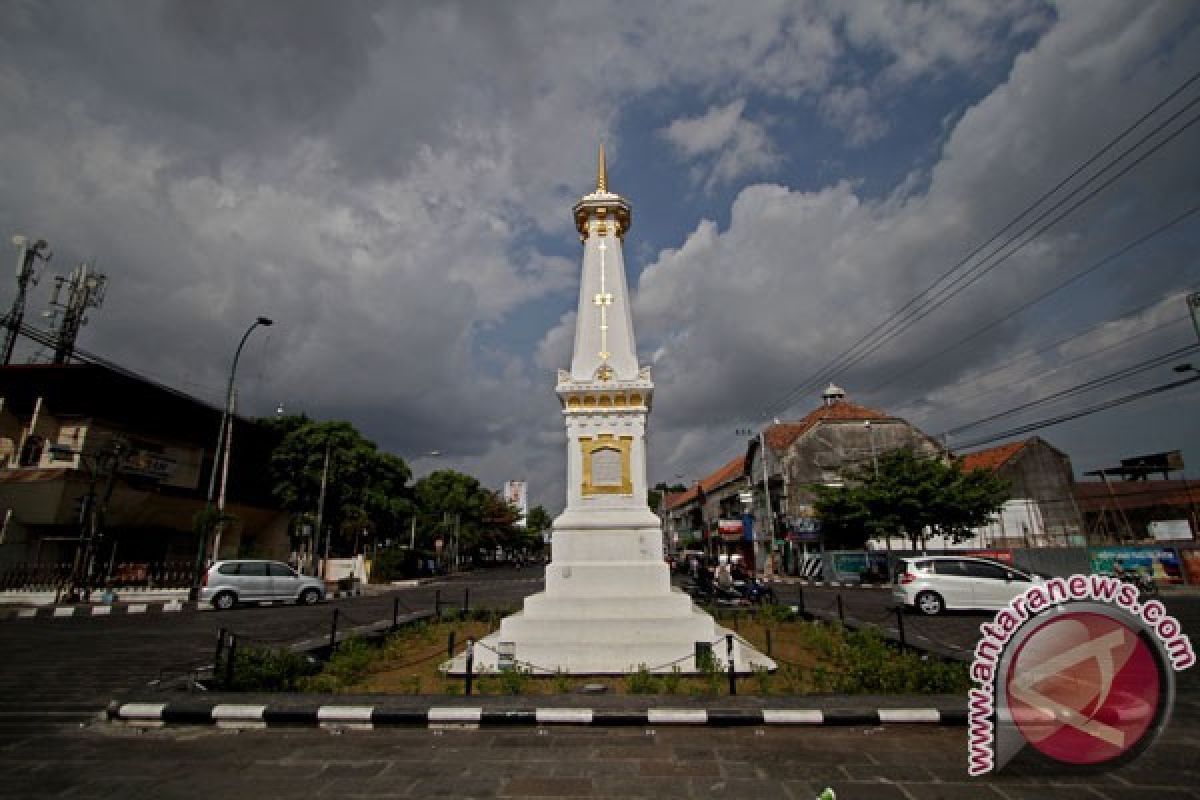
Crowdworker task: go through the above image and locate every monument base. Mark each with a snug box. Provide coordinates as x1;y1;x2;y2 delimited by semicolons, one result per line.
443;524;776;675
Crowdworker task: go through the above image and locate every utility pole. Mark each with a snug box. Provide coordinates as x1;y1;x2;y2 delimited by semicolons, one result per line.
2;235;50;366
316;441;332;579
46;261;107;364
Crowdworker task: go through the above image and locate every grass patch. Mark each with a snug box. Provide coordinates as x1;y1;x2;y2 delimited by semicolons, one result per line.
247;607;972;696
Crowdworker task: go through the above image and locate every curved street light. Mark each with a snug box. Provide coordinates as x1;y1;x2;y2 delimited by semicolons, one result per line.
190;316;274;597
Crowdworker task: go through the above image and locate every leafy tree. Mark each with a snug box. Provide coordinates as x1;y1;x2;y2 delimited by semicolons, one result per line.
525;505;552;534
266;416;413;556
812;448;1009;550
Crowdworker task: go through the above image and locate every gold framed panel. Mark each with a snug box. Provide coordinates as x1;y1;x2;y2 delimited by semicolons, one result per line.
580;433;633;495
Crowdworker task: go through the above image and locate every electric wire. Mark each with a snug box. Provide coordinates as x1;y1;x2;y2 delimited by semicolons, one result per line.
756;72;1200;421
940;343;1200;438
862;203;1200;396
950;373;1200;451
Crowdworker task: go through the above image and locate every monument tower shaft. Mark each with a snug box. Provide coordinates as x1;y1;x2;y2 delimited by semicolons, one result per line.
447;145;775;675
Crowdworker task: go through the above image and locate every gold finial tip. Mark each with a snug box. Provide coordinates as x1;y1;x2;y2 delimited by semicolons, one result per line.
597;142;608;193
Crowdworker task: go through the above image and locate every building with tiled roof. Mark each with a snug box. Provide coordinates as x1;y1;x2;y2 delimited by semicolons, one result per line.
955;436;1082;546
663;385;942;573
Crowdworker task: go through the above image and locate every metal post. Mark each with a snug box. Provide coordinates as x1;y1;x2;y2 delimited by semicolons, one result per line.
447;631;457;659
797;584;805;614
224;633;237;689
214;626;227;676
836;594;845;624
435;589;442;617
726;633;736;696
316;442;332;578
329;608;340;653
392;596;400;629
462;587;470;618
765;627;773;657
896;606;907;651
465;638;475;696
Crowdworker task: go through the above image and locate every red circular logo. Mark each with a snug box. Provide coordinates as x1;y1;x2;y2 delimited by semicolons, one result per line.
1005;611;1162;766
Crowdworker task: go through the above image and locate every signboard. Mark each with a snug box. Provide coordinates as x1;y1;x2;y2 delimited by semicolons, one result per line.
120;448;178;482
1150;520;1194;541
964;549;1014;564
1180;548;1200;585
1088;546;1184;585
504;480;528;527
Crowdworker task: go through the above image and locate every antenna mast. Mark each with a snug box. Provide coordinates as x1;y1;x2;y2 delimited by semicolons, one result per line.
46;261;107;364
2;235;51;366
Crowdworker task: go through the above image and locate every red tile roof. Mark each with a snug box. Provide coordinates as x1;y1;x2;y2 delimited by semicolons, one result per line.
958;441;1027;473
764;399;888;451
664;454;746;510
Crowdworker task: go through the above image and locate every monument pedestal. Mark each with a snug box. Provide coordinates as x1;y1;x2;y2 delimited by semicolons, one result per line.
445;519;775;674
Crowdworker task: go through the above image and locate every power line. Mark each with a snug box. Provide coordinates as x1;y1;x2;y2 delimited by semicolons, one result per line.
951;373;1200;451
863;204;1200;396
757;70;1200;421
939;343;1200;438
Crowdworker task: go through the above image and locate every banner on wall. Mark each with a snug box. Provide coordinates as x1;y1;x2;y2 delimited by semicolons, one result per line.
829;551;889;582
963;549;1014;564
1088;546;1184;585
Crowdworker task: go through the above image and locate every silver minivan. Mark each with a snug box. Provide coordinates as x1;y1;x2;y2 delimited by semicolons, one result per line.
200;560;325;610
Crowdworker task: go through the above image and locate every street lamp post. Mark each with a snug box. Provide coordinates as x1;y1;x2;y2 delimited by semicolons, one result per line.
190;316;273;599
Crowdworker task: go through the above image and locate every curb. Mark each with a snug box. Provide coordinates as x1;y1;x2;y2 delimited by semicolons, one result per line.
774;579;889;590
3;588;364;620
107;702;967;729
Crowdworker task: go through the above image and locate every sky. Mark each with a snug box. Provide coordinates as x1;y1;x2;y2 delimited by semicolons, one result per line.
1;0;1199;515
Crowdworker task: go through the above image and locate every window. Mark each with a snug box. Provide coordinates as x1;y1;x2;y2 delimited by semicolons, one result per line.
961;561;1009;581
218;563;240;575
933;560;966;576
238;562;268;577
268;562;294;577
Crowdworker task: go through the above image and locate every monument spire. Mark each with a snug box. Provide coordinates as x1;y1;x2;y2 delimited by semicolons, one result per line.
597;142;607;193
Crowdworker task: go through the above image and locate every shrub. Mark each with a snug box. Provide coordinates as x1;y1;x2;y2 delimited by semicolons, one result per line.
661;667;683;695
627;665;661;694
227;646;319;691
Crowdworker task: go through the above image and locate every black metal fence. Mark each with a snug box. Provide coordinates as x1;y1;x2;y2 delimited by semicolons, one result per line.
0;561;195;591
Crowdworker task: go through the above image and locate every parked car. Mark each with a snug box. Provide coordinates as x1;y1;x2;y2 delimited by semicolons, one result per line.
892;556;1043;615
200;560;325;610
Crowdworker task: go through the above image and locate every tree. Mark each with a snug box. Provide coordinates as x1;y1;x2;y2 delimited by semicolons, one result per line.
812;448;1009;550
266;416;413;557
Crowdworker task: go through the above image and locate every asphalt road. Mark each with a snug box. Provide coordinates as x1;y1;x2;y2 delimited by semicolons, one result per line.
2;567;1198;798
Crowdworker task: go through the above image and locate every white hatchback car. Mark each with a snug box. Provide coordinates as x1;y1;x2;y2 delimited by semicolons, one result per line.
893;556;1044;615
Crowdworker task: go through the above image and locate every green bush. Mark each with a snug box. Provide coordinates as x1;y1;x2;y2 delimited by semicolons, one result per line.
661;666;683;695
627;665;661;694
227;646;319;691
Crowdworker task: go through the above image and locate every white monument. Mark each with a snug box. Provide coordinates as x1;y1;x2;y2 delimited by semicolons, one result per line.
449;147;774;674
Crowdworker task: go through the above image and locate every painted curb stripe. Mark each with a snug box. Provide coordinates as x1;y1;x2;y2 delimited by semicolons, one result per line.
878;708;940;723
127;604;148;614
705;710;761;727
428;707;482;723
763;709;824;724
371;709;428;726
160;706;216;725
535;708;593;725
318;706;375;723
647;709;707;725
52;607;75;618
212;705;266;723
118;703;166;720
481;710;537;726
262;708;319;726
591;711;648;726
16;609;36;618
163;602;183;612
821;711;881;726
91;606;112;616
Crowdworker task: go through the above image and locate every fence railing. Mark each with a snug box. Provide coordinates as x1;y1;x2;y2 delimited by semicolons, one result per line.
0;561;195;591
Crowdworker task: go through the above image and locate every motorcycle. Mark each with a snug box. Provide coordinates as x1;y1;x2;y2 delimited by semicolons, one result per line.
1115;569;1158;597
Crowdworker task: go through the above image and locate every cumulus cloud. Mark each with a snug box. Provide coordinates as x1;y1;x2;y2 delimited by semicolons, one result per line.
0;0;1195;512
661;100;779;189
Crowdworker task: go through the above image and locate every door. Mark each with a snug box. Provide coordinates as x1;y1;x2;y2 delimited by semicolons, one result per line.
930;560;973;608
235;561;271;600
268;561;302;600
962;560;1018;609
